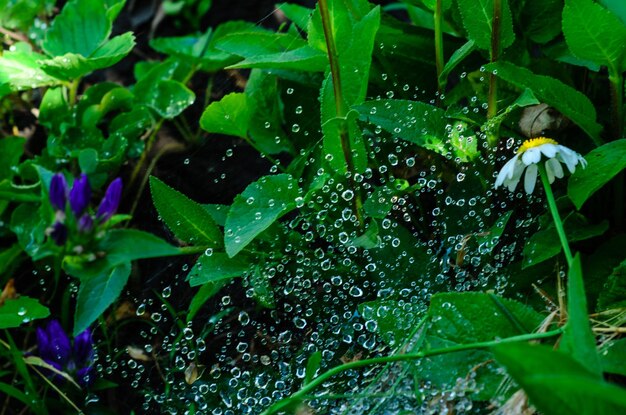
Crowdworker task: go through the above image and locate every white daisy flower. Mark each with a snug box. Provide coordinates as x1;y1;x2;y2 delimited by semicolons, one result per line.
495;137;587;194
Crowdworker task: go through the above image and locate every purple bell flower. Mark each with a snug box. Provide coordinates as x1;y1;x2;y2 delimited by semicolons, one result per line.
96;178;123;222
69;174;91;217
49;173;68;211
36;320;95;387
50;221;68;245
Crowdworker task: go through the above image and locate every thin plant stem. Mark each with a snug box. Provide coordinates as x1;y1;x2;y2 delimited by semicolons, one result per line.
68;78;81;107
260;328;563;415
486;0;502;147
434;0;445;99
538;164;573;267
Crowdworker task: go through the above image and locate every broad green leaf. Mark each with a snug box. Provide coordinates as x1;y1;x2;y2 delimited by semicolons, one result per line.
187;280;227;322
561;254;602;377
519;0;563;44
0;0;46;31
0;181;40;203
39;87;70;130
474;210;512;255
39;33;135;80
0;137;24;180
356;99;447;153
0;44;59;94
245;70;293;155
228;46;327;71
427;292;543;343
599;0;626;25
0;297;49;329
150;177;222;247
200;92;251;139
215;31;307;61
224;174;300;257
74;262;131;336
485;61;602;142
523;213;608;268
568;139;626;209
597;258;626;310
187;253;250;286
600;338;626;376
0;382;30;408
359;299;423;346
563;0;626;72
457;0;515;52
493;343;626;415
278;3;313;31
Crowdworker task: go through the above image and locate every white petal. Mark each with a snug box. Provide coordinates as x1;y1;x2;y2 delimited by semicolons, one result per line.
505;164;525;192
522;148;541;165
579;155;588;169
495;157;519;188
545;160;555;183
547;158;564;179
524;164;538;194
539;143;558;158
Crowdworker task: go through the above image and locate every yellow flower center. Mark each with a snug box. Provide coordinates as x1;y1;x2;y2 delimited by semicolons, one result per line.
517;137;558;154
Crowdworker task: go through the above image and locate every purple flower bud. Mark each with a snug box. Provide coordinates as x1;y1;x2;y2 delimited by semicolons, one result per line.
77;214;94;233
73;329;94;364
50;221;67;245
96;178;123;222
69;174;91;217
37;320;71;367
49;173;67;211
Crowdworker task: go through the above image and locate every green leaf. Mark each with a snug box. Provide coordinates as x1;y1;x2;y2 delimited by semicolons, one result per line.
439;40;476;84
74;262;131;336
150;177;222;247
0;297;49;329
0;137;24;181
245;70;293;155
563;0;626;71
485;61;602;143
561;254;602;377
200;92;251;139
225;174;300;257
599;0;626;25
457;0;515;52
43;0;111;56
228;46;328;71
187;253;250;286
523;213;608;268
493;343;626;415
519;0;563;44
474;210;512;255
0;44;59;94
356;99;447;153
600;338;626;376
597;258;626;310
278;3;314;31
568;139;626;209
304;351;322;385
186;280;227;322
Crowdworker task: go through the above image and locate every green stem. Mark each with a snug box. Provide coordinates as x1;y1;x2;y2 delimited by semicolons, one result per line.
538;164;573;267
318;0;364;228
68;78;81;107
260;328;563;415
486;0;502;147
434;0;445;99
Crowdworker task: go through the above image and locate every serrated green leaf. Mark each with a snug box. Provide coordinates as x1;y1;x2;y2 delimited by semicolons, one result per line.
200;92;251;138
43;0;111;57
278;3;313;31
439;40;476;84
359;299;423;346
150;177;222;247
561;254;602;377
568;139;626;209
224;174;300;257
563;0;626;71
73;261;131;336
600;338;626;376
599;0;626;25
485;61;602;142
0;297;49;329
597;258;626;311
187;253;250;286
457;0;515;52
